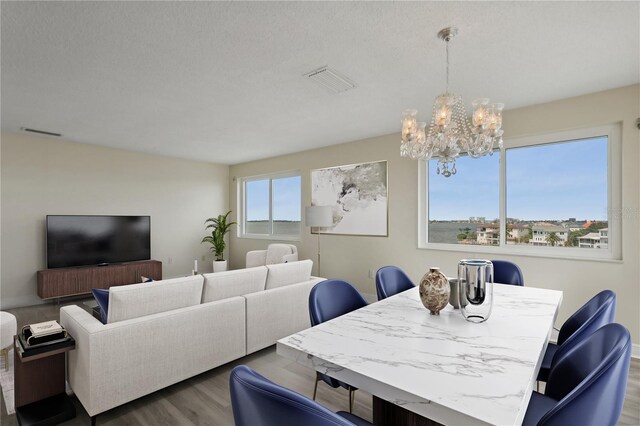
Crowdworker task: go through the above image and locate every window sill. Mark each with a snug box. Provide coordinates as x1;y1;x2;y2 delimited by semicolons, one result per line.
238;234;301;242
417;242;622;263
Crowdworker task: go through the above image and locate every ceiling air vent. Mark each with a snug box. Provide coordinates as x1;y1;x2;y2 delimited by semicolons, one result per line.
20;127;62;137
304;66;356;94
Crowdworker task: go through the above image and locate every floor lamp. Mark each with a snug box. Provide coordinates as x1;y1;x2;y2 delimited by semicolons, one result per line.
305;206;333;276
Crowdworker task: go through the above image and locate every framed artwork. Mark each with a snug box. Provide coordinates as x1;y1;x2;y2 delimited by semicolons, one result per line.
311;160;388;236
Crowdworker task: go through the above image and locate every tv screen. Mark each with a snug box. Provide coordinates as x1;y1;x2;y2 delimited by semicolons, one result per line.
46;215;150;269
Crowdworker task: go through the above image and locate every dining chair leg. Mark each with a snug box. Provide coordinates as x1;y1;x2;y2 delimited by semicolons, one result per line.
349;388;356;413
312;372;320;400
536;381;539;392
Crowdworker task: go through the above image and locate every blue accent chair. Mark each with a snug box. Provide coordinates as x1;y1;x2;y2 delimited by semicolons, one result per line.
309;279;368;412
491;260;524;286
375;266;415;301
91;288;109;324
229;365;372;426
537;290;616;382
523;323;631;426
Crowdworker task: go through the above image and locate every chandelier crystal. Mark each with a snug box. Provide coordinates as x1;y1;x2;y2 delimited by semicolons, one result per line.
400;27;504;177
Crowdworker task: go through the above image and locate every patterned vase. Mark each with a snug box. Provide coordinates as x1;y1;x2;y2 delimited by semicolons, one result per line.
419;267;450;315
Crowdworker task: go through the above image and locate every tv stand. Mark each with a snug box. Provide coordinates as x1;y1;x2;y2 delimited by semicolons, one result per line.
37;260;162;299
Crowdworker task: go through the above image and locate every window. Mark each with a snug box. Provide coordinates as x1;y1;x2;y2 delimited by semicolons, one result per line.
419;124;621;260
428;153;500;245
239;172;301;239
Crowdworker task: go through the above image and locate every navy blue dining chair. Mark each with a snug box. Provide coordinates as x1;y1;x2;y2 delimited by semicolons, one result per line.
537;289;616;382
491;260;524;286
309;279;368;412
375;266;415;301
229;365;372;426
523;323;631;426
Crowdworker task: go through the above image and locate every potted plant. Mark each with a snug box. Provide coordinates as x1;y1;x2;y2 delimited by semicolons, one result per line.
201;211;236;272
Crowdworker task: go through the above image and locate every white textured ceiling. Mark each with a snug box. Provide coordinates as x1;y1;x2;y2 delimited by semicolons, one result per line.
2;1;638;165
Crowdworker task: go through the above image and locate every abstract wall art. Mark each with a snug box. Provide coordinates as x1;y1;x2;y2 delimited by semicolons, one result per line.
311;160;388;236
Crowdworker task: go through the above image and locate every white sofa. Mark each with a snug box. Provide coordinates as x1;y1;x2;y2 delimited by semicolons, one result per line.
60;259;323;418
246;243;298;267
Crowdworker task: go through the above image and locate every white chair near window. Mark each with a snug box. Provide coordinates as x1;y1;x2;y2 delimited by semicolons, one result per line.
246;244;298;268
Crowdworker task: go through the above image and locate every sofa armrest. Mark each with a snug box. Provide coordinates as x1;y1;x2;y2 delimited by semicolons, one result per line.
59;305;102;414
246;250;267;267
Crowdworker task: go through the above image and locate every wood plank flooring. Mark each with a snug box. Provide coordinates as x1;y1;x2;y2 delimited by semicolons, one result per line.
1;300;638;425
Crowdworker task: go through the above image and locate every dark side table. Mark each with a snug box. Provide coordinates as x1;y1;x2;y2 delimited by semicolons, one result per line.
14;335;76;426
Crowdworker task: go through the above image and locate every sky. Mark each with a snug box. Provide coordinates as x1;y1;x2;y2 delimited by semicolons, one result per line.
429;136;608;221
246;137;608;223
246;176;301;221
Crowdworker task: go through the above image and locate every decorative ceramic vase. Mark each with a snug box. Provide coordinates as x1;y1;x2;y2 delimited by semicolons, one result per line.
457;259;494;323
419;267;450;315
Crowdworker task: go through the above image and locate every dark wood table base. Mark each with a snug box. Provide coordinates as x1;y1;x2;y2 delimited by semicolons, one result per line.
373;396;444;426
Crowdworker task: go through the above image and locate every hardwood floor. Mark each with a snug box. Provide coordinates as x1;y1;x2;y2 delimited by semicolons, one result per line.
1;300;638;425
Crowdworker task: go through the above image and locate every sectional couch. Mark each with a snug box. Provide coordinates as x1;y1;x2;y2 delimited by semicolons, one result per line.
59;259;323;418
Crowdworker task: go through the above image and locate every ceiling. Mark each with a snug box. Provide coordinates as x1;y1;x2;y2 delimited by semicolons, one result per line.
2;1;638;165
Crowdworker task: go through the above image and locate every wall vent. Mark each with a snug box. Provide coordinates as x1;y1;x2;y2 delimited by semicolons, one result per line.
304;66;356;94
20;127;62;137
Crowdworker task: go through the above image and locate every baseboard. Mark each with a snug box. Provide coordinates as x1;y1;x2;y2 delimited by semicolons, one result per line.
633;343;640;359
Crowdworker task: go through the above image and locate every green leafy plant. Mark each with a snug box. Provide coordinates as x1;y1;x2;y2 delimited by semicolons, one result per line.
201;211;236;261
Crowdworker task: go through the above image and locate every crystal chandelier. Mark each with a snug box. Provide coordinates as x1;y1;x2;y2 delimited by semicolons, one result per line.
400;27;504;177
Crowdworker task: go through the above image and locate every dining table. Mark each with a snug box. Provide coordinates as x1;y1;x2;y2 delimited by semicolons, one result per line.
277;283;563;426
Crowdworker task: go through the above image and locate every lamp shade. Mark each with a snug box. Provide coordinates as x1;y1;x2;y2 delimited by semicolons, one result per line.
305;206;333;228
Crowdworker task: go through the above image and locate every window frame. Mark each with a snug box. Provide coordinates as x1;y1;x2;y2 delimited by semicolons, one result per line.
418;123;622;261
237;170;302;241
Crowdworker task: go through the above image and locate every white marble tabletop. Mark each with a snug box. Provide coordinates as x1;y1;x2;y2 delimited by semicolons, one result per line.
277;284;563;426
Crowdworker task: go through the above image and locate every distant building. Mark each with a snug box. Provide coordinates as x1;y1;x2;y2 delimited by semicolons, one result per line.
477;223;499;245
530;225;569;247
506;225;530;244
578;228;608;249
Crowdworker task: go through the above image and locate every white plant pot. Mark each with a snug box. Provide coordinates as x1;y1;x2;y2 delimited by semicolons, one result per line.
213;260;228;272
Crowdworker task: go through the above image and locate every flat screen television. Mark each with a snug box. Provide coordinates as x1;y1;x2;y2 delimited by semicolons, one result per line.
46;215;151;269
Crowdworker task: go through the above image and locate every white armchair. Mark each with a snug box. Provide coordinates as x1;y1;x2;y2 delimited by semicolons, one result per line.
246;244;298;268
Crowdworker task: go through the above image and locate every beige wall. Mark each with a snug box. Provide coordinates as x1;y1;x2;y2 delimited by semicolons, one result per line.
1;133;229;308
229;84;640;344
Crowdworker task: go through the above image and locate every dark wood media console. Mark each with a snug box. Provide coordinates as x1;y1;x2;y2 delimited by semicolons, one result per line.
37;260;162;299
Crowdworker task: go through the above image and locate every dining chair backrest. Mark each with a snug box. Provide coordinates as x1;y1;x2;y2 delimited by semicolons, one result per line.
309;279;368;326
490;260;524;286
229;365;358;426
375;266;415;300
555;290;616;355
539;323;631;426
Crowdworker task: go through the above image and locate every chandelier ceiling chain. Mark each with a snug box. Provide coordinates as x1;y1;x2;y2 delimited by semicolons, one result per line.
400;27;504;177
445;33;449;94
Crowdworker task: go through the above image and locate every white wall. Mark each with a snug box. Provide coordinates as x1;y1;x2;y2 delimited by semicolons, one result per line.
229;84;640;344
1;133;229;308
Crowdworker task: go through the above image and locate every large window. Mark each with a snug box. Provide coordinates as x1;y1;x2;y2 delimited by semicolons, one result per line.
240;172;301;239
428;153;500;245
419;124;621;260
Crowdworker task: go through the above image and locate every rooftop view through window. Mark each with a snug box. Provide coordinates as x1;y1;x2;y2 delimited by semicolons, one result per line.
428;136;608;249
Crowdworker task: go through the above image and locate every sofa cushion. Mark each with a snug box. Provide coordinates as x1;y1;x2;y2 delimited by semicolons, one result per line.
107;275;204;323
265;259;313;290
202;266;268;303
